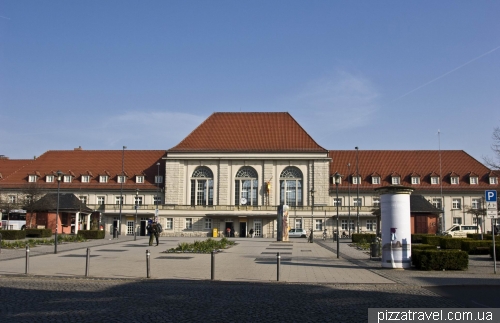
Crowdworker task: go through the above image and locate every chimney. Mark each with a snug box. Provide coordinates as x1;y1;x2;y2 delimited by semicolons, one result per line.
74;146;82;151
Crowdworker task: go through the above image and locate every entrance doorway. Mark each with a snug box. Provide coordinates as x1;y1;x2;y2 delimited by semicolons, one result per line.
254;220;262;237
240;222;247;237
140;219;148;236
225;222;234;237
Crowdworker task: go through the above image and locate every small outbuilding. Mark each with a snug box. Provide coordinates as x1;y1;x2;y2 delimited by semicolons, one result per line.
410;194;441;234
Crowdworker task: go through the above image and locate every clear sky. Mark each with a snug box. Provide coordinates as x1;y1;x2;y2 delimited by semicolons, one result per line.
1;1;499;164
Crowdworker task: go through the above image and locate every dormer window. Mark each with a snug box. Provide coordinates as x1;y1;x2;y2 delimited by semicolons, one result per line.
81;175;90;183
28;175;38;182
411;177;420;185
352;176;361;185
392;176;400;185
450;176;459;185
117;175;126;184
431;176;439;185
491;177;498;185
470;176;478;185
136;176;144;184
46;175;54;183
372;176;380;184
63;175;72;183
155;175;163;184
99;175;108;183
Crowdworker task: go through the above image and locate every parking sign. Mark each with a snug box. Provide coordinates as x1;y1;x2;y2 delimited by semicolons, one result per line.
486;190;498;218
486;190;497;202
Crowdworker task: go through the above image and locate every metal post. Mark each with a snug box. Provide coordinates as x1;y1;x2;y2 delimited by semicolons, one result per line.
0;232;2;254
25;245;30;274
113;226;117;239
336;181;340;258
119;146;126;237
211;250;215;281
85;248;90;277
55;170;62;254
146;249;151;278
134;189;138;241
347;163;351;238
493;219;497;274
355;147;360;233
277;252;281;281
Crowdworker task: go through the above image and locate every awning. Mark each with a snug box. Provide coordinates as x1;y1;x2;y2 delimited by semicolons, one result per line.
206;213;277;218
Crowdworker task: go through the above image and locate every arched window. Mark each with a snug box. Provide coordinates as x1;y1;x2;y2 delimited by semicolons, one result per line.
280;167;303;206
235;167;258;206
191;167;214;206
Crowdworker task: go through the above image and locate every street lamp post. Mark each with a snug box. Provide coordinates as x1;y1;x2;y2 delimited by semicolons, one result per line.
347;163;351;237
355;146;360;233
156;162;160;221
334;172;342;258
134;189;139;241
310;189;315;243
54;170;63;254
118;146;126;237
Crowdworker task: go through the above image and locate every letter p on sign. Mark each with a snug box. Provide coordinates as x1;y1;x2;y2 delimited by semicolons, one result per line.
485;190;497;202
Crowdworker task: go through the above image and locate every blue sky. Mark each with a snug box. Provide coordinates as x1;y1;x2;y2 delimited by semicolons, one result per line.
1;1;499;164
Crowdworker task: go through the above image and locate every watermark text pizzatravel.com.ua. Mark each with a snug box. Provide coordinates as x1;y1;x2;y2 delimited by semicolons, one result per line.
368;308;497;323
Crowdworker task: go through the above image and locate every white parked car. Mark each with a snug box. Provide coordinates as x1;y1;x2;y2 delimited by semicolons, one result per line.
289;228;307;238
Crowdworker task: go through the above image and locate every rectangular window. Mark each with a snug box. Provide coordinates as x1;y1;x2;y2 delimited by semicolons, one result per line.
471;198;481;209
81;175;90;183
8;195;16;203
134;196;143;206
97;196;105;205
315;219;323;231
372;177;380;185
366;220;376;231
185;218;193;230
373;197;380;207
349;220;355;230
28;175;37;182
100;175;108;183
79;196;87;204
431;177;439;185
452;198;461;209
411;177;420;185
451;177;459;185
295;219;302;229
353;198;362;207
205;219;212;229
352;176;361;185
341;219;348;230
63;175;72;183
473;217;482;226
155;176;163;184
432;198;442;210
46;175;54;183
470;177;478;185
333;198;342;206
166;218;173;230
115;196;123;205
392;177;400;185
117;176;126;184
154;196;161;205
136;176;144;183
127;221;134;235
453;217;462;225
490;177;498;185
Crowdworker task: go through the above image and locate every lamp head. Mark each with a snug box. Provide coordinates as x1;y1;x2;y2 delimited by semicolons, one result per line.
334;172;342;185
56;170;63;181
310;188;315;197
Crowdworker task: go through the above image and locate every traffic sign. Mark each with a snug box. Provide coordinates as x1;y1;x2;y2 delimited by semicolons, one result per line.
486;190;498;218
486;190;497;202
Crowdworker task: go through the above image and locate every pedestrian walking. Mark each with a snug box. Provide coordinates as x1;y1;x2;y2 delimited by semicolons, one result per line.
148;221;160;246
249;228;254;238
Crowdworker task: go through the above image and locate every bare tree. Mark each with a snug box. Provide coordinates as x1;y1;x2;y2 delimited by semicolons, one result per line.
484;127;500;170
465;198;487;235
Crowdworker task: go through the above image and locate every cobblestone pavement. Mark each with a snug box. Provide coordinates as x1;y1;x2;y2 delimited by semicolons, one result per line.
0;276;462;323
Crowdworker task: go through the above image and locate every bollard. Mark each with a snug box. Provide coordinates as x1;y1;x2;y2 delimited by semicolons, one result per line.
134;232;137;241
146;249;151;278
0;232;2;254
277;252;281;281
25;245;30;275
113;227;118;239
211;250;215;280
85;248;90;277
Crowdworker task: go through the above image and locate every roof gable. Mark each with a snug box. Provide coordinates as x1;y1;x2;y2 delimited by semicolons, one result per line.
168;112;327;153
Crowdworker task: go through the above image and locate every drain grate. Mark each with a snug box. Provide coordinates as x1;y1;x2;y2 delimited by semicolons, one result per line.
300;250;312;252
62;254;100;258
255;257;292;262
156;256;194;260
261;252;292;254
95;249;127;252
266;247;292;250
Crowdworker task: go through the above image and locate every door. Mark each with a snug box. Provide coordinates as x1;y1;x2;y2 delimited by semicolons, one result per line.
127;221;134;235
140;220;147;236
240;222;247;237
254;220;262;237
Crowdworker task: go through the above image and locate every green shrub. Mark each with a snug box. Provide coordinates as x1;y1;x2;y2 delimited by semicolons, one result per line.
413;249;468;270
352;233;377;243
411;234;435;243
77;230;105;239
467;233;493;240
168;238;235;253
489;245;500;260
440;237;470;250
412;244;437;251
0;230;26;240
421;235;441;246
462;240;494;255
25;229;52;238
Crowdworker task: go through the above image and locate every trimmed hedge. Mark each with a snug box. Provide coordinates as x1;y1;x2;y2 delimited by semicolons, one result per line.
77;230;105;239
421;235;441;246
0;230;26;240
25;229;53;238
412;244;437;251
467;233;493;240
440;237;470;250
411;234;436;244
412;249;468;270
462;240;495;255
352;233;377;243
490;245;500;260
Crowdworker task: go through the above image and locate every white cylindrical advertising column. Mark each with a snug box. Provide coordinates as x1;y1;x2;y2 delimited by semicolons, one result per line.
375;186;414;269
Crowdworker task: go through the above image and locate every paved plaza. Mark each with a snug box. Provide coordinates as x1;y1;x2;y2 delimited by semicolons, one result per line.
1;235;500;322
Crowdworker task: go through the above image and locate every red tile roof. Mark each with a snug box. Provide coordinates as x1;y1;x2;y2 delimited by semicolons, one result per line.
329;150;497;192
0;158;34;180
168;112;328;153
0;150;166;190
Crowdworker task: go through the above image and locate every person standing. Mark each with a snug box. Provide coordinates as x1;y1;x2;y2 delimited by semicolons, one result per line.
149;222;159;246
249;228;254;238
